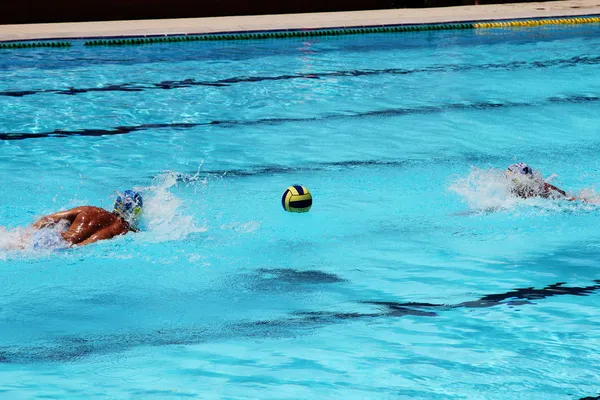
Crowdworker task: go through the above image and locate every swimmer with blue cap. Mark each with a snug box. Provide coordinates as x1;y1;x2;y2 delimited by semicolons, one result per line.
506;163;576;200
32;190;143;246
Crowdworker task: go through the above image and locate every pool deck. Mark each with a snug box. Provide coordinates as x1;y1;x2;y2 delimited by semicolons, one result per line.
1;0;600;42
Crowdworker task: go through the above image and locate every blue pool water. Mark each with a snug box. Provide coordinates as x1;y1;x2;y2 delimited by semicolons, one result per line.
1;24;600;399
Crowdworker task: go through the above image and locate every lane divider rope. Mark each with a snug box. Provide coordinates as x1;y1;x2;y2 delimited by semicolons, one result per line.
82;16;600;46
473;16;600;28
84;24;474;46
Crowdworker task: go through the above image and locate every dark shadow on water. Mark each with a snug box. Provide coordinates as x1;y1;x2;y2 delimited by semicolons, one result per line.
293;307;438;320
363;281;600;312
256;268;347;284
237;267;348;293
0;280;598;364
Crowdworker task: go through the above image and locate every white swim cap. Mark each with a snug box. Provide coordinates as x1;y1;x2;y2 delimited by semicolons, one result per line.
506;162;533;176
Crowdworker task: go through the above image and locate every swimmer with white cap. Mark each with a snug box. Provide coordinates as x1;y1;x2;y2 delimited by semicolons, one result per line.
31;190;143;246
506;163;576;200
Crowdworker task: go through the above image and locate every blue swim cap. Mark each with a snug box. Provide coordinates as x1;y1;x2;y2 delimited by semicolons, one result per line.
114;190;143;224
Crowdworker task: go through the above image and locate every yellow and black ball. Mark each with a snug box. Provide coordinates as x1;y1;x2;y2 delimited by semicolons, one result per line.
281;185;312;213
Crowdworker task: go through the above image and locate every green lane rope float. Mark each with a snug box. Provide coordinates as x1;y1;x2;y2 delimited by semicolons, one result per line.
0;41;71;49
83;24;477;46
1;16;599;50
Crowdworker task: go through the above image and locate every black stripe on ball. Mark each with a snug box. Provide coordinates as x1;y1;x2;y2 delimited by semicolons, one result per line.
289;199;312;209
281;189;290;210
293;185;304;195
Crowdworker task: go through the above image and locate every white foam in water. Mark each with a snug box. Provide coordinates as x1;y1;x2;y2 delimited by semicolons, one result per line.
0;223;69;259
29;221;70;251
134;170;207;243
576;188;600;205
449;167;520;212
448;167;597;213
0;227;30;256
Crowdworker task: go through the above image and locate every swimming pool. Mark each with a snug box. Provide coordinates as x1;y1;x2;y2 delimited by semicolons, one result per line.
1;22;600;399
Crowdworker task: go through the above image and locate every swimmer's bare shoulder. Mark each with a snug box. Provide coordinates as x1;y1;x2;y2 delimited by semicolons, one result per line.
60;207;127;246
32;206;102;228
32;206;126;245
76;219;129;246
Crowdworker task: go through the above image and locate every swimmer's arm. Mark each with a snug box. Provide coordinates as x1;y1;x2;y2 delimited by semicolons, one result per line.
32;208;83;228
75;223;127;246
544;183;576;201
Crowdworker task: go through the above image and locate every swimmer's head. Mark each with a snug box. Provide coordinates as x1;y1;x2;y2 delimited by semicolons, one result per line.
506;162;533;177
506;163;544;198
114;190;143;229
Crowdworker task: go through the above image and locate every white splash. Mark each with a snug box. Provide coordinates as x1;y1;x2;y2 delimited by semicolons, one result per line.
0;222;69;259
449;167;520;211
0;226;31;256
134;170;207;242
576;188;600;205
448;167;592;213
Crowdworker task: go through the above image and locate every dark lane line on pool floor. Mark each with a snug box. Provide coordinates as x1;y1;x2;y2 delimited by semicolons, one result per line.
2;95;600;141
2;93;599;141
0;123;202;140
0;280;599;363
169;154;501;181
1;54;599;98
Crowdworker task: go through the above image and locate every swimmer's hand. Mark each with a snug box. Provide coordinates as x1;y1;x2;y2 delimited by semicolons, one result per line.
32;216;55;229
32;208;83;229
